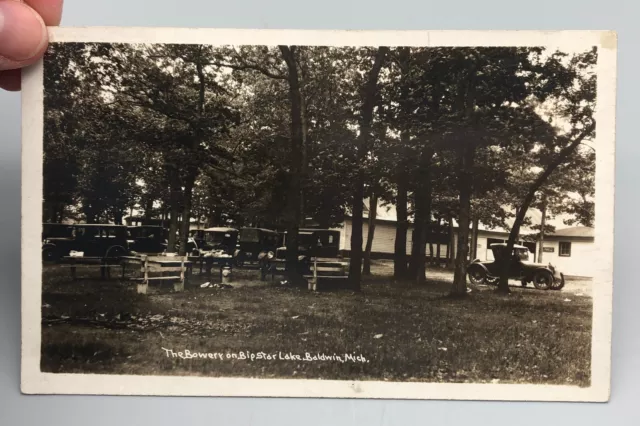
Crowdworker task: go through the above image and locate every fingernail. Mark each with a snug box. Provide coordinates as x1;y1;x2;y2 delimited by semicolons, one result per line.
0;1;47;61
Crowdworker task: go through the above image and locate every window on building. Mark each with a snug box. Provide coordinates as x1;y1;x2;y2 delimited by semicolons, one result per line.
559;241;572;257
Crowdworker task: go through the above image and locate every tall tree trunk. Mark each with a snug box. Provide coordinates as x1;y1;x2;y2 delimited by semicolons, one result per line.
394;46;411;281
178;174;196;256
363;193;378;276
448;214;455;268
349;46;388;291
415;150;432;284
279;46;304;284
166;176;180;254
537;200;547;263
408;208;422;279
497;121;595;293
471;216;479;260
450;145;474;297
436;218;442;265
394;166;409;280
300;85;309;225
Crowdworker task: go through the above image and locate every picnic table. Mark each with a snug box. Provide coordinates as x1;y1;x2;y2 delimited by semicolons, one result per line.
121;255;192;294
188;254;236;281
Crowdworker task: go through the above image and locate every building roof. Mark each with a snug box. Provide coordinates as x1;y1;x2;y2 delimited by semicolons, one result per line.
548;226;594;238
353;198;594;240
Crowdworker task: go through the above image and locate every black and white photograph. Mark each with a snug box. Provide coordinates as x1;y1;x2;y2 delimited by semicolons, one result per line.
20;28;616;401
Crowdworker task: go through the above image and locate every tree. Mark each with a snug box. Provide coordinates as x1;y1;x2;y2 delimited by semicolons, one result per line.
348;46;389;290
497;47;597;292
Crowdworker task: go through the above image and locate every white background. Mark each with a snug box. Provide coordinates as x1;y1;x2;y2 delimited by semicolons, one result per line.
1;0;637;424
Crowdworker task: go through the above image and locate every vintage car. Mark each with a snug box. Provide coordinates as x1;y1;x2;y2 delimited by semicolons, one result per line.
127;225;167;254
274;229;349;281
235;227;280;267
42;223;74;241
42;224;130;262
188;227;239;258
467;243;565;290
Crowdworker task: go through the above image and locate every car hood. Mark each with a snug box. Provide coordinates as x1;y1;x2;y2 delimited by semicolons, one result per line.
522;261;550;267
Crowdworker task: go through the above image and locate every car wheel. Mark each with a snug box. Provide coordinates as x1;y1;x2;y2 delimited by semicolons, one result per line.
42;247;59;263
551;273;565;291
532;270;553;290
105;245;126;261
467;266;486;285
235;256;245;267
521;279;528;287
486;276;499;285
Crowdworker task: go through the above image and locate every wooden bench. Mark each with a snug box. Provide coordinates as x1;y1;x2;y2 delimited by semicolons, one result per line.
267;258;349;290
121;255;191;294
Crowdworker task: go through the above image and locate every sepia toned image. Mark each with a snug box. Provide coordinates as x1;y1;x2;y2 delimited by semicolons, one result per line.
21;28;616;401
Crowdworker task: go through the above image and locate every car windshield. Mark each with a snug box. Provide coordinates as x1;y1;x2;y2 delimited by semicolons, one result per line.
204;232;230;245
240;229;259;243
515;248;530;261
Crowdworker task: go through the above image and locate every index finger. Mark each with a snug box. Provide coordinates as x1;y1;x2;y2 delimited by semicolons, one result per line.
24;0;64;26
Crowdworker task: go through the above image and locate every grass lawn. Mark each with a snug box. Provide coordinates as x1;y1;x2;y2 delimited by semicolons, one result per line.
40;260;592;386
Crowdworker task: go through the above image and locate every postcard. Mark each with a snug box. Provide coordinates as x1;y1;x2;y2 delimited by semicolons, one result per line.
21;28;616;401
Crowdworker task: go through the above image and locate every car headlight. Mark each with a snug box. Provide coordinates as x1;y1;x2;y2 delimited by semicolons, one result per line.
267;251;274;259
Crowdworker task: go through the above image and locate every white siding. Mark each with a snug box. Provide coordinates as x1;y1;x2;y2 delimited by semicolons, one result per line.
336;219;412;253
537;240;596;278
336;219;448;258
335;219;595;278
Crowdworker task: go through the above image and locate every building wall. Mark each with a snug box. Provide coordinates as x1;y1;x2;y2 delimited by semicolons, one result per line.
336;218;594;278
336;219;448;259
537;239;596;278
335;218;412;254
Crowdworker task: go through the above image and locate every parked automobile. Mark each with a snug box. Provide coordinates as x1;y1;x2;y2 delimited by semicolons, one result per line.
235;228;280;267
188;227;239;258
127;225;167;254
467;243;565;290
275;229;349;280
42;224;130;262
42;223;74;241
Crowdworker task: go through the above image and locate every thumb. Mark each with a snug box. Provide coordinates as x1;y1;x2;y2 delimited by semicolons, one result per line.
0;1;48;71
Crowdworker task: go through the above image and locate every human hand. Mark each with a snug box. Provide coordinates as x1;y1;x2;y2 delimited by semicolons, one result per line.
0;0;64;91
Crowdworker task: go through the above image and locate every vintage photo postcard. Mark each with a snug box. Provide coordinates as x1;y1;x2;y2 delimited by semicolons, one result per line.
21;28;617;401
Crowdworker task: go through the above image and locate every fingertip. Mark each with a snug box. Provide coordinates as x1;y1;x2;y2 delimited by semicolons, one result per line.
25;0;64;26
0;1;48;70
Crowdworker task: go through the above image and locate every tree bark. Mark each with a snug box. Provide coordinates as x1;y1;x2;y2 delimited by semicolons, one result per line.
362;193;378;275
537;200;547;263
394;162;409;280
471;216;479;260
448;214;455;268
436;218;442;264
408;212;422;279
167;181;180;254
393;46;411;281
349;46;388;291
409;147;433;284
450;145;474;297
497;121;596;292
178;173;196;256
279;45;304;284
